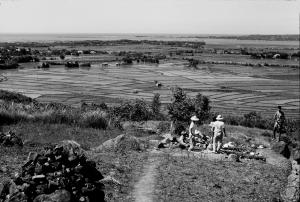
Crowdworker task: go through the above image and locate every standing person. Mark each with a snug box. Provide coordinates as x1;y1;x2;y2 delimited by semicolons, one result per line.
212;115;226;153
273;106;285;142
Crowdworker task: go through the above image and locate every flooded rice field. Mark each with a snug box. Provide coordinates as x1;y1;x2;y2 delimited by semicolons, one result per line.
0;62;299;119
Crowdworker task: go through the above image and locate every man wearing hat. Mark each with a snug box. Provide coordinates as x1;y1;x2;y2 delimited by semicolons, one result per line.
188;115;202;151
273;106;285;142
212;114;227;153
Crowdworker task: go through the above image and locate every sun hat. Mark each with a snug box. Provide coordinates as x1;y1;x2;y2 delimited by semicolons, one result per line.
216;115;223;120
194;129;200;135
191;115;199;121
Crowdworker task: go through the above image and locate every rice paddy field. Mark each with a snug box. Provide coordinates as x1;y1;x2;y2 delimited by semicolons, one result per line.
0;59;299;119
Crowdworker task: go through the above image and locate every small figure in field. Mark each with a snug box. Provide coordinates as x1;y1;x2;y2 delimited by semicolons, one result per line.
211;115;226;153
273;106;286;142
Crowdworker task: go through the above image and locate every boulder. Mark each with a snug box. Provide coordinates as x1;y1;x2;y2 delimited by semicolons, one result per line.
281;173;300;202
33;189;71;202
271;141;291;159
291;148;300;164
228;154;239;162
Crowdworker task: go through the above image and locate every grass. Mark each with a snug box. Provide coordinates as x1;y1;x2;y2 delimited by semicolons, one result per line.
0;122;150;202
155;154;287;202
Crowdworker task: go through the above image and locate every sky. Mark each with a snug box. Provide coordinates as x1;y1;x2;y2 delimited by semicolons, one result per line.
0;0;299;34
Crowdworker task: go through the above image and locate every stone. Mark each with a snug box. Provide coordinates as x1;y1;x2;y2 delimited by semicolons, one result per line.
271;141;291;159
291;160;300;175
7;192;28;202
257;145;264;149
33;189;71;202
228;154;239;162
292;149;300;164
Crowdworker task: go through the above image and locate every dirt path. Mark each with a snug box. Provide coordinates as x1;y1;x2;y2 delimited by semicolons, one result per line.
133;151;161;202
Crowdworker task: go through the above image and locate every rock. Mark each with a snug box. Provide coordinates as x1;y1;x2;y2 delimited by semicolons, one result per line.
291;160;299;175
257;145;264;149
207;143;213;151
33;189;71;202
271;141;291;159
281;173;300;202
27;152;39;162
228;154;239;162
292;149;300;164
0;166;8;173
223;142;235;149
8;192;28;202
100;176;122;186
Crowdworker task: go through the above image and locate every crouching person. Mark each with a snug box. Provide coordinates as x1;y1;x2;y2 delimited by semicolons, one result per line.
212;115;226;153
188;115;204;151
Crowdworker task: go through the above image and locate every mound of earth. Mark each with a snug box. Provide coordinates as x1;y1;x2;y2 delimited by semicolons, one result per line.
0;140;105;202
92;134;147;153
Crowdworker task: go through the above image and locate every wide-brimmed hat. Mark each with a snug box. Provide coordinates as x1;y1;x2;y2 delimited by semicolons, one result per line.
191;115;199;121
194;129;201;135
216;115;223;120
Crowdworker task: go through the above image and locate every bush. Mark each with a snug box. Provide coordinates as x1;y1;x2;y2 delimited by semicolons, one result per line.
80;111;108;129
111;99;152;122
0;90;33;104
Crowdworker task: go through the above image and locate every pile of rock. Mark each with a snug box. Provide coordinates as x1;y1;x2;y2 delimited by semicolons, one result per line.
0;131;23;147
0;141;105;202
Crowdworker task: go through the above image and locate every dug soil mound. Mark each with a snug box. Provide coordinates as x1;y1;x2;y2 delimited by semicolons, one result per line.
92;134;147;153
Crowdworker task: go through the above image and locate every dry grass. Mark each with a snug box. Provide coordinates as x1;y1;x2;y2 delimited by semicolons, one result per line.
155;154;287;202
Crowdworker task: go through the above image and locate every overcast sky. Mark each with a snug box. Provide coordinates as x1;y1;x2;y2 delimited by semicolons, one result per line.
0;0;299;34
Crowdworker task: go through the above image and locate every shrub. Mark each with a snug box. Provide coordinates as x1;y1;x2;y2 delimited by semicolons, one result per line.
80;111;108;129
0;90;33;104
111;99;152;122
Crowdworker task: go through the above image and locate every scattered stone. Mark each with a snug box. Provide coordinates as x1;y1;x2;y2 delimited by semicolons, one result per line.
257;145;264;149
0;131;23;147
33;189;71;202
0;140;105;202
223;142;235;149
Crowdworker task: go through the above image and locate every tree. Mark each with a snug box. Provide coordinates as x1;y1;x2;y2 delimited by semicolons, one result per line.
194;93;211;121
151;93;161;118
167;87;211;124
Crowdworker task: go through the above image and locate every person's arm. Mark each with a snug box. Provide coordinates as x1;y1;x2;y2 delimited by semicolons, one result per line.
222;126;226;137
188;123;193;139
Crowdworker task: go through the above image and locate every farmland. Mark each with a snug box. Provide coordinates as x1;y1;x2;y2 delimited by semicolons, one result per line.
0;38;299;119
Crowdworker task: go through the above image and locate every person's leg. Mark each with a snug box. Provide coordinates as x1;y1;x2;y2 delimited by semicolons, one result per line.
277;125;282;142
188;138;194;151
273;123;277;140
213;135;217;152
216;136;223;152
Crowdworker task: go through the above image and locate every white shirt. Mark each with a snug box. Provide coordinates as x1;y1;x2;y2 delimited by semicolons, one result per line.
213;120;225;136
